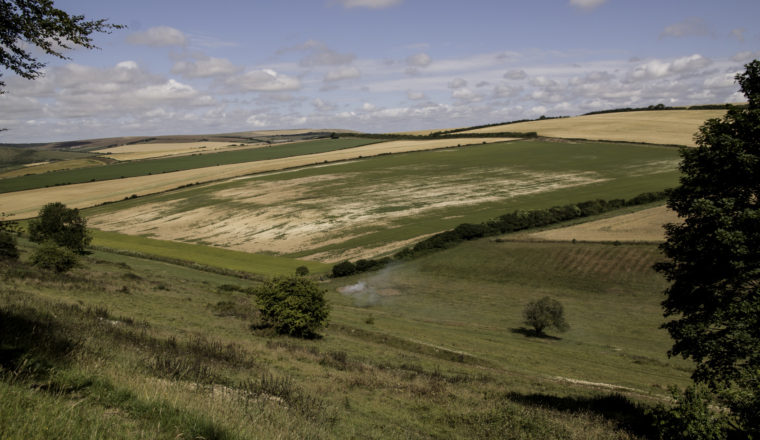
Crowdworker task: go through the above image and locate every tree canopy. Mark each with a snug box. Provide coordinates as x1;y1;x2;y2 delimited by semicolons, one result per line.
253;276;330;338
656;59;760;434
28;202;91;253
523;296;569;337
0;0;123;93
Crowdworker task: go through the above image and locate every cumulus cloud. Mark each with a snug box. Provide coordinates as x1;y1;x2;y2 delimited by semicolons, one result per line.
660;17;712;39
448;78;467;89
126;26;187;47
334;0;402;9
406;53;432;68
504;69;527;80
407;90;425;100
325;66;361;82
313;98;337;112
569;0;607;10
171;56;241;78
226;69;301;92
629;54;711;81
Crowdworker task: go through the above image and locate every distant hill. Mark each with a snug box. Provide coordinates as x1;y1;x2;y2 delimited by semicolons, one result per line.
458;109;726;147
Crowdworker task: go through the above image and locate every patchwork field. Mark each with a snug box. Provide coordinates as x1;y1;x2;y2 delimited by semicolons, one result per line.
527;204;679;243
84;140;681;262
93;141;256;161
0;137;514;219
462;110;726;146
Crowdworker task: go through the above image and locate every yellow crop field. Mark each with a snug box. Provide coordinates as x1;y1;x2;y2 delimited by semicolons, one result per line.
0;137;514;220
93;141;253;161
462;110;726;146
527;205;680;242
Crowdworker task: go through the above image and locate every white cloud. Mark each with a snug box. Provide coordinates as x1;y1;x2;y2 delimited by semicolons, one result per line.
325;66;361;82
126;26;187;47
134;79;199;101
406;53;432;68
629;54;711;81
334;0;402;9
448;78;467;89
660;17;712;39
407;91;426;100
504;69;527;80
172;56;241;78
226;69;302;92
313;98;337;111
569;0;607;10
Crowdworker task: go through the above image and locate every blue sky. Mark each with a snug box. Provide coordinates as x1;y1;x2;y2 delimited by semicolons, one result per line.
1;0;758;142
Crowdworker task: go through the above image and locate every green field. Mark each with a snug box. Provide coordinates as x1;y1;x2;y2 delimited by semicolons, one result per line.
0;146;95;173
0;138;379;193
1;231;682;438
86;139;682;262
92;230;330;276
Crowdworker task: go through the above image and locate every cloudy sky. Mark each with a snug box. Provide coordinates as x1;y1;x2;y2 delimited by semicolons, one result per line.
1;0;758;142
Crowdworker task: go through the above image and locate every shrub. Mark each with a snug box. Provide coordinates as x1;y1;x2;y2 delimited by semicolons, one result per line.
332;261;356;277
0;231;19;260
28;202;91;253
30;241;79;273
523;296;569;336
253;276;329;338
295;265;310;276
652;385;728;440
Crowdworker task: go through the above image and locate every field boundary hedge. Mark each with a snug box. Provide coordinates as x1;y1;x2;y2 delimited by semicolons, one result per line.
331;191;670;277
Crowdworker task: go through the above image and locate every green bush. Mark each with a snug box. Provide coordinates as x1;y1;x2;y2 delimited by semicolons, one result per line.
253;276;329;338
332;261;356;277
28;202;91;253
30;241;79;273
0;231;19;260
652;385;727;440
295;265;310;276
523;296;569;336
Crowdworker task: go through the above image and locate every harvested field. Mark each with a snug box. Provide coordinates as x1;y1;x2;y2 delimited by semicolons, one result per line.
527;205;680;242
462;110;726;146
0;137;513;219
84;140;680;262
88;165;600;261
93;141;252;161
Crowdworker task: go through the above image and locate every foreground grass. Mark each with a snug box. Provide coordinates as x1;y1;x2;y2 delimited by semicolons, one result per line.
0;234;683;438
0;138;379;193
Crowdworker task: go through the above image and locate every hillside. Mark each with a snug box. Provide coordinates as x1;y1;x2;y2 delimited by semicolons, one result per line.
460;110;726;146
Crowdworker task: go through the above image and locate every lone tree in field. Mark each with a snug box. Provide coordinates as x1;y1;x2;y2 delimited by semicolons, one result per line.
28;202;91;253
0;0;123;94
253;275;329;338
523;296;569;337
655;59;760;435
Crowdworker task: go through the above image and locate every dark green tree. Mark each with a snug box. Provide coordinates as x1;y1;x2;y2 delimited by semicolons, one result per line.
1;0;123;93
0;231;19;260
253;276;329;338
655;59;760;435
28;202;91;253
295;265;309;276
523;296;569;336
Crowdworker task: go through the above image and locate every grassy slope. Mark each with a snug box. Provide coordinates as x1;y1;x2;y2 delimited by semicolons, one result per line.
92;229;330;276
1;231;682;439
0;146;95;173
0;138;379;193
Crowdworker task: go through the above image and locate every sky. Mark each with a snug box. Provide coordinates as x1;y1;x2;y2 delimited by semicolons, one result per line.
1;0;758;143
